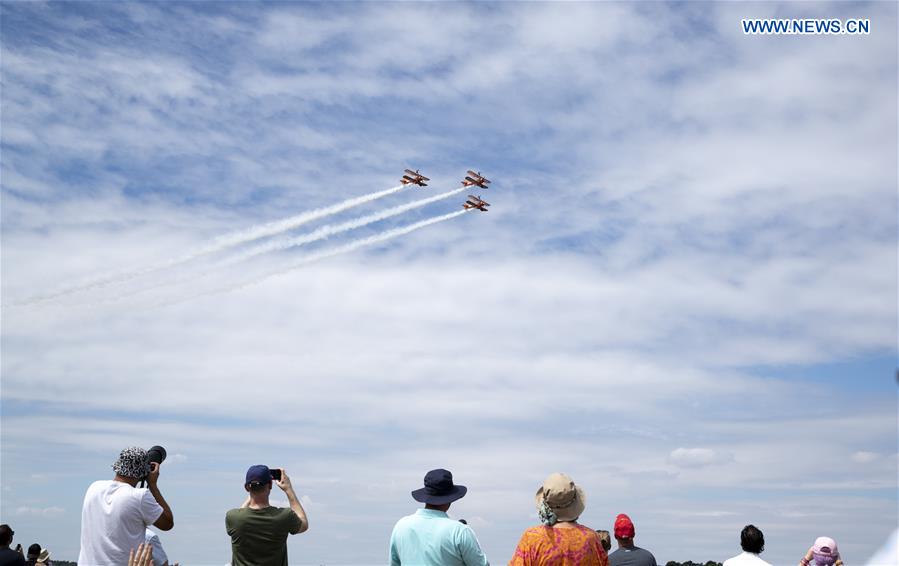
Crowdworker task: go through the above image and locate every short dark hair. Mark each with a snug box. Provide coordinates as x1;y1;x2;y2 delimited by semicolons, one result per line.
247;481;269;493
0;525;12;546
28;544;41;557
741;524;765;553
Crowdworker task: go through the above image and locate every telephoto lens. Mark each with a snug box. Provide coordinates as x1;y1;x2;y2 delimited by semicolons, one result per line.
147;446;167;465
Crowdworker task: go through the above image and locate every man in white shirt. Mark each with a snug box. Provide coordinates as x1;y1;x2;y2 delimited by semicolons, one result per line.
78;447;174;566
723;525;772;566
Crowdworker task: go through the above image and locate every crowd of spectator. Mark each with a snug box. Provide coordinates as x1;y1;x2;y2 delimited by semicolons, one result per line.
1;447;894;566
0;525;51;566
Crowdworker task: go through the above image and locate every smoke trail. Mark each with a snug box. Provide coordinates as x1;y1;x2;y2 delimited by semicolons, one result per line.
220;187;465;267
200;184;406;252
162;209;471;305
93;188;466;304
13;184;406;306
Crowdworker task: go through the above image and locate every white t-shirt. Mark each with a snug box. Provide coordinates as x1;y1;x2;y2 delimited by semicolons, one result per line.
78;480;164;566
723;552;773;566
867;527;898;565
145;528;169;566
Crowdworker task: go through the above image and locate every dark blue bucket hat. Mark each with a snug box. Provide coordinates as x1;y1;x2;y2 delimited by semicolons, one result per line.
411;468;467;505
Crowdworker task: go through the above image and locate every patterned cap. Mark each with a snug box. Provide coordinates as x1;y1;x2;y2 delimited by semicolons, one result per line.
112;446;151;479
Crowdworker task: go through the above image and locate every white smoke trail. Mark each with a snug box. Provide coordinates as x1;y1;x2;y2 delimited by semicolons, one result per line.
220;187;465;267
200;184;406;251
13;184;406;306
93;188;466;304
161;209;471;306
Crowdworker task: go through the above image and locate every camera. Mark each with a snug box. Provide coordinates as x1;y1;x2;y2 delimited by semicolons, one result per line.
270;468;282;481
148;445;167;466
138;446;167;487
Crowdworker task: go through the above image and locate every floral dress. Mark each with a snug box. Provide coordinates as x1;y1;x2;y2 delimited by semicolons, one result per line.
509;524;609;566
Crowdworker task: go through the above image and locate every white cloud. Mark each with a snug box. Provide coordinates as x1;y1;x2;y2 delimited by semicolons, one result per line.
0;2;895;564
852;451;882;464
15;506;65;518
668;448;734;469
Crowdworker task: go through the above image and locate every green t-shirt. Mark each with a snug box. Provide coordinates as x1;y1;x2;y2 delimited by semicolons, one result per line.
225;506;302;566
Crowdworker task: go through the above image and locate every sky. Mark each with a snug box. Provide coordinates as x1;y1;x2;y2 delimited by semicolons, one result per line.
1;2;896;565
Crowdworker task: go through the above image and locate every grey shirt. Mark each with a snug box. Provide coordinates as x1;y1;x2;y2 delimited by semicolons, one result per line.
609;546;657;566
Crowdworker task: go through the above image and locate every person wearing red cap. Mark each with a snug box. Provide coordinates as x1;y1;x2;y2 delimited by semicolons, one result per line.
608;514;657;566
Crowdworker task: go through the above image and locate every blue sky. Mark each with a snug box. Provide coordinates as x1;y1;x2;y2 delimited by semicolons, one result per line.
1;2;896;565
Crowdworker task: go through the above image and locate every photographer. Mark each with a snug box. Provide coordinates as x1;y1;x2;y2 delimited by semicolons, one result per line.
225;465;308;566
0;525;24;566
78;447;174;566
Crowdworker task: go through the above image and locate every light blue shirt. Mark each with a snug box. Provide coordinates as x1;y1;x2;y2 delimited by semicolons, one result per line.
389;508;489;566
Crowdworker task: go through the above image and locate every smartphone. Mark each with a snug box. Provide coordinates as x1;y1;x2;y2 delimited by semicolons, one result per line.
270;468;282;481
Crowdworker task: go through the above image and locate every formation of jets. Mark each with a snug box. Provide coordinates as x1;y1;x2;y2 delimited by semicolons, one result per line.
400;168;494;212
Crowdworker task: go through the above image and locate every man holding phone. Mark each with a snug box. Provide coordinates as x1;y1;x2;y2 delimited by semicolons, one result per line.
225;465;309;566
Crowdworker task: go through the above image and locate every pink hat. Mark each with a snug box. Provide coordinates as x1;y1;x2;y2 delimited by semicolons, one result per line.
812;537;839;565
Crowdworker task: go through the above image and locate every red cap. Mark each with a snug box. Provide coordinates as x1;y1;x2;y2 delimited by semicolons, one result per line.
614;513;635;538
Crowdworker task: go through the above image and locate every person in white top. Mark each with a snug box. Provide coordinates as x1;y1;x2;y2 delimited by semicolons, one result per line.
78;447;174;566
723;525;773;566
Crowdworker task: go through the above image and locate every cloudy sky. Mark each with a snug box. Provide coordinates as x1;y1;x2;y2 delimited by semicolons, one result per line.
1;2;896;565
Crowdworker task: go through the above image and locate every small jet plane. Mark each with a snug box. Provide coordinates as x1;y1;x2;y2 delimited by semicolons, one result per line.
401;169;429;187
463;195;490;212
461;170;491;189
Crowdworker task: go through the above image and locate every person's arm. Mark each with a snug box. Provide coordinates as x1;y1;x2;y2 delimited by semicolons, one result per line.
239;495;251;509
275;469;309;534
146;462;174;531
389;528;401;566
458;525;490;566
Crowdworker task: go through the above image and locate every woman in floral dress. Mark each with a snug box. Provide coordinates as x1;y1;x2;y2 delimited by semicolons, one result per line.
509;473;607;566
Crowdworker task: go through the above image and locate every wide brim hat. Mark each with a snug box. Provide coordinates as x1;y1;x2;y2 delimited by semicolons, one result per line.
411;468;468;505
535;472;586;522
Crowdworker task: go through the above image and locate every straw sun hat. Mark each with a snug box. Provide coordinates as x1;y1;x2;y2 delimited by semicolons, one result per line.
535;472;586;525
